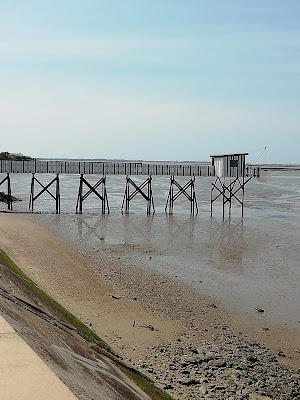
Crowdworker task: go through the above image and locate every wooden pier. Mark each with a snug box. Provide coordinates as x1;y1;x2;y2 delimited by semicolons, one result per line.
0;160;217;177
0;159;260;216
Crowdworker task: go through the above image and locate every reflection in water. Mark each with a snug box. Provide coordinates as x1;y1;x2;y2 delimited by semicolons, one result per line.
77;215;108;243
166;215;197;246
2;170;300;326
76;214;198;246
208;219;245;270
122;214;155;245
24;206;300;327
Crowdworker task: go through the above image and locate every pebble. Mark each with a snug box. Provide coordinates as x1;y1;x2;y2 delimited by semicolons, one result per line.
136;331;300;400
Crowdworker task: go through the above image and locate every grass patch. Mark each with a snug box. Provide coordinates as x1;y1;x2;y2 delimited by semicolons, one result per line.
0;248;175;400
116;363;174;400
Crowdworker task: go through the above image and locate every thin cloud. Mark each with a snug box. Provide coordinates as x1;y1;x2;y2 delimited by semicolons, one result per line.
1;30;299;58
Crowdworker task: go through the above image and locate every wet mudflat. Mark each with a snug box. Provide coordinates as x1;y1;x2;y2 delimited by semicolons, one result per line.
9;170;298;328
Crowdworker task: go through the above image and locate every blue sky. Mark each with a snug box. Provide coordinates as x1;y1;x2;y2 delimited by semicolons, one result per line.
0;1;299;163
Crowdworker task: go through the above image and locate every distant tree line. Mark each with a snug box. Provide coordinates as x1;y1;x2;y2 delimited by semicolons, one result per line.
0;152;33;160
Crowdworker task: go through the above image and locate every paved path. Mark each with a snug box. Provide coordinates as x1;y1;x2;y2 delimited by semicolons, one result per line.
0;314;77;400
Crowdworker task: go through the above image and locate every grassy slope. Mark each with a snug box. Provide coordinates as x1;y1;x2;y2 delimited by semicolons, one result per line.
0;249;174;400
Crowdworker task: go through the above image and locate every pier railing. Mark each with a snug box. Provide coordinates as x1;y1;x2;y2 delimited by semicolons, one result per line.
0;160;260;177
0;160;215;176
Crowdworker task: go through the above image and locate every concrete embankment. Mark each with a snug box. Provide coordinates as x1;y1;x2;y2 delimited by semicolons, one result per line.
0;314;78;400
0;251;171;400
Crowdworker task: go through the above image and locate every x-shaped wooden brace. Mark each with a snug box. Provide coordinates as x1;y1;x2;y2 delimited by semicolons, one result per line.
165;176;198;214
29;174;60;213
121;176;155;214
30;176;57;202
81;177;106;201
170;178;194;202
211;176;252;205
76;175;109;214
126;178;151;201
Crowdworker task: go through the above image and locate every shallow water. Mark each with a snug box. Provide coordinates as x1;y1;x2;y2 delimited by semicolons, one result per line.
1;170;299;327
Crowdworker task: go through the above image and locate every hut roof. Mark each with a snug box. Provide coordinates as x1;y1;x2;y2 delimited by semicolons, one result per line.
210;153;249;158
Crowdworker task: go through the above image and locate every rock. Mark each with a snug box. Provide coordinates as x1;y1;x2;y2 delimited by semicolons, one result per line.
112;293;121;299
181;352;214;366
248;356;258;363
164;384;173;390
249;394;272;400
181;369;190;375
255;307;265;313
0;192;22;204
147;324;155;331
199;385;207;394
277;350;286;357
178;378;201;386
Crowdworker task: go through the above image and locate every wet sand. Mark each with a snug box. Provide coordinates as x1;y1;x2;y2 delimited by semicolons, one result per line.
0;213;299;399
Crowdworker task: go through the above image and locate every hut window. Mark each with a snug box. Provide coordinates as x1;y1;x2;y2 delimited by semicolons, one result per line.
230;160;239;168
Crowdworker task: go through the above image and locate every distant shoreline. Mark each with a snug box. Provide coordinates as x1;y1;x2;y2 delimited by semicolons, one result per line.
261;166;300;171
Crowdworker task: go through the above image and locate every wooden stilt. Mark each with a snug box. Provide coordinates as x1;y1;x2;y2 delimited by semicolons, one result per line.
165;176;198;215
121;176;155;214
211;176;251;218
0;173;13;210
29;173;60;213
222;178;225;219
76;174;109;214
210;179;213;217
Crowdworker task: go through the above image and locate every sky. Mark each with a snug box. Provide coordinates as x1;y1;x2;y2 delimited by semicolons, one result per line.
0;1;299;163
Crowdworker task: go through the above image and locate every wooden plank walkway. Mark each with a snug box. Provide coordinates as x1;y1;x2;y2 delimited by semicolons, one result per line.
0;160;259;177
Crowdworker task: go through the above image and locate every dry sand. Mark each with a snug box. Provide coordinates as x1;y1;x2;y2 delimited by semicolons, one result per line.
0;213;299;399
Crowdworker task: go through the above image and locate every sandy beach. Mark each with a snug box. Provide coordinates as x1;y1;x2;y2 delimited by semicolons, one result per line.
0;212;299;399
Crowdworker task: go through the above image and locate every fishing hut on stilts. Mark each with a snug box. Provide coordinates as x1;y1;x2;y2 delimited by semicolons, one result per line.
210;153;259;218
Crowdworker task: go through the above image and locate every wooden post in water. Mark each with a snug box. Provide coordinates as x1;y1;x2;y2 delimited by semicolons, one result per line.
76;174;109;214
29;173;60;213
211;175;252;218
0;173;13;210
165;176;198;215
121;176;155;215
